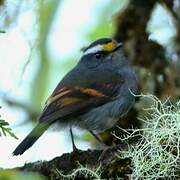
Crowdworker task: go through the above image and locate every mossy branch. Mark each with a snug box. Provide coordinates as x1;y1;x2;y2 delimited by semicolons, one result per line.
13;147;131;179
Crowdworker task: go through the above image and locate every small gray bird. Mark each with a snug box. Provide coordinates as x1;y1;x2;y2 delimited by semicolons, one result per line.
13;38;138;155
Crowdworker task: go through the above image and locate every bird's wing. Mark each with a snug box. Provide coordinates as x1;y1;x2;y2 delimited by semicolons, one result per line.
39;82;122;123
12;81;123;156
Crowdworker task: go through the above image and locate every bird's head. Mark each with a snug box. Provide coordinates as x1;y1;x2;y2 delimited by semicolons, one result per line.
79;38;128;70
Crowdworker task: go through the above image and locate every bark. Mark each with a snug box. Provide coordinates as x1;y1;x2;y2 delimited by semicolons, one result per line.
14;144;132;179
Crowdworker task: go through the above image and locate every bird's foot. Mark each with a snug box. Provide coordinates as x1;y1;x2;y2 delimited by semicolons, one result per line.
72;144;80;153
98;145;111;161
98;144;120;161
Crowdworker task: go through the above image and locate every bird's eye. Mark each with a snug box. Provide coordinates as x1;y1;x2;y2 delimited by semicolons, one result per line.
95;53;102;59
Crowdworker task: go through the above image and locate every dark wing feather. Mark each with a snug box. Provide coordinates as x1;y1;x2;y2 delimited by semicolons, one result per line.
39;82;122;123
13;82;122;155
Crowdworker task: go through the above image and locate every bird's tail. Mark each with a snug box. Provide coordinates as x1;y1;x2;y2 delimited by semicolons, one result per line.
13;122;50;156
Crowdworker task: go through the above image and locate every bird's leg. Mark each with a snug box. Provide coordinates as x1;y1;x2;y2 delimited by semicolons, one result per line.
89;130;108;148
70;128;78;152
90;130;117;161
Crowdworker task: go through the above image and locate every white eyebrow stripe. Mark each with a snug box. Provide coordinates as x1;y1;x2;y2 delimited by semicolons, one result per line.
83;44;103;55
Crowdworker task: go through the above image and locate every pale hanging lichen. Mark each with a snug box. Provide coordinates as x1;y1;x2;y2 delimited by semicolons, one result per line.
54;163;102;180
115;95;180;180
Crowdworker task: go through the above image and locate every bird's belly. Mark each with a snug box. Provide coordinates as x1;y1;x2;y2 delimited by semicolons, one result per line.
77;97;133;132
79;115;119;132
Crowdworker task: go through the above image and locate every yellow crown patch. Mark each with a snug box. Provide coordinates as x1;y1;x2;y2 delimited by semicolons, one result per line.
102;40;117;52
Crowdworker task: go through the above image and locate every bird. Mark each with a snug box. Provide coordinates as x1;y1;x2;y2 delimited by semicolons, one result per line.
13;38;138;155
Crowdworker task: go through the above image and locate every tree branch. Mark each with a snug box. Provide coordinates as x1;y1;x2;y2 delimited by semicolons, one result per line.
14;145;131;179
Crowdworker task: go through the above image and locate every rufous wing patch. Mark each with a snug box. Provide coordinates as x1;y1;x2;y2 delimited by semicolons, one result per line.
76;87;108;97
39;81;121;121
60;97;82;107
44;86;109;109
45;88;72;107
